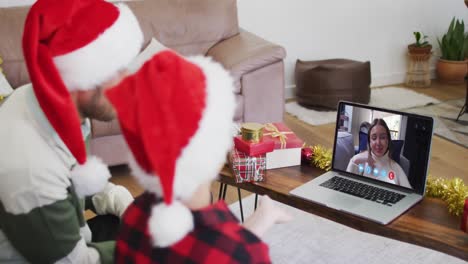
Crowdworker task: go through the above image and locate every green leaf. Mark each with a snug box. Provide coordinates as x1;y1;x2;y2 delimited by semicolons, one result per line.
438;17;466;61
414;32;421;43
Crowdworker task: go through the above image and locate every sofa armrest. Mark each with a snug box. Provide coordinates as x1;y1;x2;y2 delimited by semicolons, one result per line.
206;29;286;93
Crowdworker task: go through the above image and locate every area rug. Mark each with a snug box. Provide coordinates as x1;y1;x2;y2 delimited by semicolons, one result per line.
228;195;464;264
406;98;468;148
285;87;441;126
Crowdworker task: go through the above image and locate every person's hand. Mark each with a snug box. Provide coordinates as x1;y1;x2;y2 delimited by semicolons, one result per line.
352;151;375;167
242;195;292;238
92;182;134;218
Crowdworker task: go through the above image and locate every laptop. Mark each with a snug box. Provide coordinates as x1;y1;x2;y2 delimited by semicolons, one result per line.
290;101;434;224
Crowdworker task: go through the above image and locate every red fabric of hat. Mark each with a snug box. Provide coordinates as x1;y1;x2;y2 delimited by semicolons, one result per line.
106;50;206;206
22;0;143;197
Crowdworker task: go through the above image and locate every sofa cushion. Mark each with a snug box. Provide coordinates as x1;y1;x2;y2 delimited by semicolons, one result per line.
234;94;243;122
207;30;286;94
127;37;168;73
127;0;239;56
0;6;29;88
91;119;122;138
88;134;130;167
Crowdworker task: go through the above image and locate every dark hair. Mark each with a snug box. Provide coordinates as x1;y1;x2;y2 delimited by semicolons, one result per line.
367;118;392;157
360;121;371;133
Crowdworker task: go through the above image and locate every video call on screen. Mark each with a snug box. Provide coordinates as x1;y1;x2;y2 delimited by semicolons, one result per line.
333;103;432;194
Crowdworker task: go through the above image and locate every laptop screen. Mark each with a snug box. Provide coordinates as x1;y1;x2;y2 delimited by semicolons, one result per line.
332;101;433;195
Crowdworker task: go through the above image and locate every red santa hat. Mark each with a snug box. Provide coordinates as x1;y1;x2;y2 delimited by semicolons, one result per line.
22;0;143;197
105;50;236;247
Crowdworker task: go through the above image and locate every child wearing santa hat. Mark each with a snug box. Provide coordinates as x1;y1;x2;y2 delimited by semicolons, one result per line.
106;49;291;263
0;0;143;263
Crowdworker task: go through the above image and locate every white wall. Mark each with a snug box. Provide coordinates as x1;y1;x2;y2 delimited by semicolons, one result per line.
237;0;468;98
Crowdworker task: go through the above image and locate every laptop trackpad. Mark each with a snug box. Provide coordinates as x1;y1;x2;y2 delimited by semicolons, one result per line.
327;194;362;210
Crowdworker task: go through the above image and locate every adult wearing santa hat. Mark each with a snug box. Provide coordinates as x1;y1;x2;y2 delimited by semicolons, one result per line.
0;0;142;263
107;50;291;263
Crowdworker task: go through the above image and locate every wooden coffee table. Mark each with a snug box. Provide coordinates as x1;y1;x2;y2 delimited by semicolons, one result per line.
218;164;468;261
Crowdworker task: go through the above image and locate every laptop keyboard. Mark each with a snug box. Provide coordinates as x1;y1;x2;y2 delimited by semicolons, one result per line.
319;176;406;206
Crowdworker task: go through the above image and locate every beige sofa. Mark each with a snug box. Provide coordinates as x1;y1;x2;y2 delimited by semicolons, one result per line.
0;0;286;166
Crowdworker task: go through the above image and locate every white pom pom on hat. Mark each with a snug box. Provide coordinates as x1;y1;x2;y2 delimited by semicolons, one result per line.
149;201;194;247
71;156;111;198
22;0;143;196
106;50;236;247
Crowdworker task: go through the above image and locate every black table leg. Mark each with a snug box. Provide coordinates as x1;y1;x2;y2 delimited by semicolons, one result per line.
456;104;467;121
254;193;258;211
237;187;244;223
456;75;468;122
218;182;224;201
222;183;227;200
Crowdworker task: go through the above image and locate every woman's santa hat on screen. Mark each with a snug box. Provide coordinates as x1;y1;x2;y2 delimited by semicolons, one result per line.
105;50;236;247
22;0;143;197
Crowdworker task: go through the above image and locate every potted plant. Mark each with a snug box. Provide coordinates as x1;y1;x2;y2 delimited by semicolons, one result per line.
408;32;432;55
436;17;468;84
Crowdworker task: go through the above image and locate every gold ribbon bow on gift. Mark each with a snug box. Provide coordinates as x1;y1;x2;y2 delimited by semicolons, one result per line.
263;123;293;149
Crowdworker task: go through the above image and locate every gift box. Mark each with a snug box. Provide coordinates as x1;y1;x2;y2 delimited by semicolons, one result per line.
233;136;275;156
262;123;304;169
461;198;468;232
229;148;266;183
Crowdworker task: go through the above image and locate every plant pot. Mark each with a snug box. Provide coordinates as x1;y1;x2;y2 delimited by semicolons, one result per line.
408;44;432;55
436;59;468;85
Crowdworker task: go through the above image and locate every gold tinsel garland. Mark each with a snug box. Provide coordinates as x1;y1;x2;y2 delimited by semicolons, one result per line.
305;145;468;217
309;145;332;171
425;176;468;217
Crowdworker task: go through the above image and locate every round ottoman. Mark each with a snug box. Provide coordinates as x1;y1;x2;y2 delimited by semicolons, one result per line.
295;59;371;110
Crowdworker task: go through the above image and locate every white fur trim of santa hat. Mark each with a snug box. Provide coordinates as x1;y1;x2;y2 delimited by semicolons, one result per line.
172;56;236;201
149;201;194;247
71;156;111;198
53;4;143;91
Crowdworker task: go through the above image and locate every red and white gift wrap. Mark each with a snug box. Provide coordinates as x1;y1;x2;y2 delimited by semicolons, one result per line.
262;123;304;169
263;123;303;149
229;148;266;183
233;136;275;156
461;198;468;232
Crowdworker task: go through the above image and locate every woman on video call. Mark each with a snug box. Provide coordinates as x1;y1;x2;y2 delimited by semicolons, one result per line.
346;118;412;188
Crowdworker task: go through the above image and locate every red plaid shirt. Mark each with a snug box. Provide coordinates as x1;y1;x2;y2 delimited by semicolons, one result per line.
116;192;271;264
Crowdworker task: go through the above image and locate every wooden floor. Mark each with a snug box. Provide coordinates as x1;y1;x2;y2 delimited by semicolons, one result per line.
109;80;468;205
